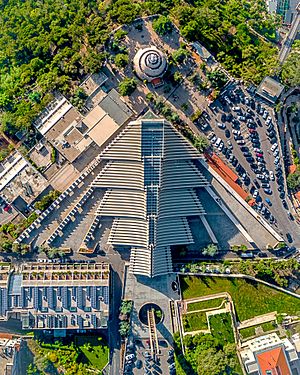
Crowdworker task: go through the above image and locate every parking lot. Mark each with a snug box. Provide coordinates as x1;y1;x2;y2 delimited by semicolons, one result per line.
123;338;174;375
201;82;300;250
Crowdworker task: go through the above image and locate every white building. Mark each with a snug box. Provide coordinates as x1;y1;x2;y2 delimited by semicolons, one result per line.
133;46;168;83
240;333;300;374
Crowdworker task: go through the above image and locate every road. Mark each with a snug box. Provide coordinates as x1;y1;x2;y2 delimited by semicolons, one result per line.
278;11;300;64
201;82;300;249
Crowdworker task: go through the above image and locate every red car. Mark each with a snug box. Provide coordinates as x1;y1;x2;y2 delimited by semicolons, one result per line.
4;204;11;212
249;129;257;133
256;153;263;157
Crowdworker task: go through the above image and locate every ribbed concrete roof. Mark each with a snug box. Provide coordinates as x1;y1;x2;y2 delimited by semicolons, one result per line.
95;119;210;277
133;46;168;82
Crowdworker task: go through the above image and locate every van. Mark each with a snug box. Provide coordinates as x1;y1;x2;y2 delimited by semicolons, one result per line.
215;138;222;147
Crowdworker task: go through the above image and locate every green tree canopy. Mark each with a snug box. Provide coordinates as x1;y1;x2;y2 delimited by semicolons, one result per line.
114;53;129;68
118;78;137;96
281;41;300;87
153;15;173;35
202;244;218;257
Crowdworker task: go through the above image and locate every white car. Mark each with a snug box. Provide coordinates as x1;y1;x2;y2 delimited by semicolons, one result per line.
263;110;268;119
227;140;233;149
232;106;241;112
218;142;224;151
233;130;241;135
245;97;250;105
208;132;215;140
237;140;245;145
256;174;264;180
267;116;272;122
126;354;135;360
269;171;274;180
274;156;280;165
273;149;279;157
254;148;263;153
271;143;278;152
253;190;259;198
238;116;246;121
211;135;217;143
217;122;226;129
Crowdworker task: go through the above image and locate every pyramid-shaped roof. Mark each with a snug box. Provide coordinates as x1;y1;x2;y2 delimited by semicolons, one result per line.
256;346;291;375
96;118;209;277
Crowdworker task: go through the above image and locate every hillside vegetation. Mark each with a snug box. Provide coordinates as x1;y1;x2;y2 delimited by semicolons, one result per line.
0;0;278;137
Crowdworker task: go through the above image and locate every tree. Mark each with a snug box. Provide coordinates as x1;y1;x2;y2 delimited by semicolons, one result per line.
118;78;137;96
281;41;300;87
173;71;183;83
287;170;300;190
153;16;173;35
172;48;189;64
119;321;130;337
197;347;227;375
207;70;227;89
114;53;129;68
120;300;133;315
194;135;209;153
202;244;218;257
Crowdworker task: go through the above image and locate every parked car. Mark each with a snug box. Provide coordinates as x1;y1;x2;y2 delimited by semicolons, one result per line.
217;122;226;129
269;171;274;180
265;198;272;206
274;156;280;165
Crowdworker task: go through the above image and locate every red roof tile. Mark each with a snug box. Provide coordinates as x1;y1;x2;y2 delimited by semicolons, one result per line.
256;347;291;375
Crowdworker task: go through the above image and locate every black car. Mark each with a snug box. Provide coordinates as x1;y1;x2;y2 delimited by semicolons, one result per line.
282;199;288;208
243;152;252;157
256;118;262;127
241;146;249;152
251;163;258;170
257;103;261;112
221;113;227;122
268;131;276;138
225;129;230;138
278;185;284;192
258;252;268;258
232;118;239;126
247;123;256;129
232;158;238;167
253;178;260;188
246;157;254;163
226;113;233;121
222;146;228;155
286;233;293;243
270;137;277;144
280;191;285;199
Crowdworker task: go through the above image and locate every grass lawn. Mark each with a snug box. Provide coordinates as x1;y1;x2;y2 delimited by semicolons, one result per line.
183;312;208;332
239;326;256;339
180;276;300;322
209;313;235;346
76;336;109;371
187;297;224;312
239;321;277;340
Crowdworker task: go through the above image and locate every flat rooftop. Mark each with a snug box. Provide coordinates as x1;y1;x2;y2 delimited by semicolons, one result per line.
257;76;284;103
0;152;48;204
